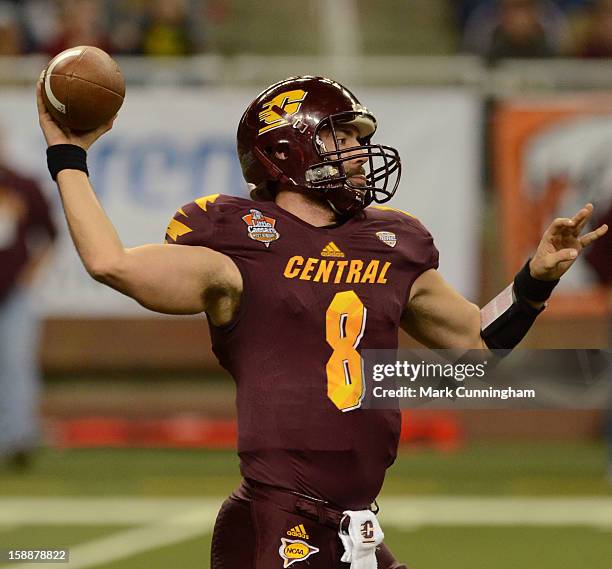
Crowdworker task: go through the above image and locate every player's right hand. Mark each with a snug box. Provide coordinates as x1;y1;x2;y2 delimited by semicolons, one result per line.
36;75;115;151
529;203;608;281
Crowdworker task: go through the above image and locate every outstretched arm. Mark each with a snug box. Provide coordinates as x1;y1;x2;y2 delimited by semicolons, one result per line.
401;269;485;349
36;79;241;322
402;204;608;350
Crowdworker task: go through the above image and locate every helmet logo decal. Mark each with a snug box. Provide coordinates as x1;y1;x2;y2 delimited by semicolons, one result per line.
258;89;307;135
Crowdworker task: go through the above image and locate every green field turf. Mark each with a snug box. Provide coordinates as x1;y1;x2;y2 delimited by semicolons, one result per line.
1;441;610;496
0;442;610;568
0;524;610;569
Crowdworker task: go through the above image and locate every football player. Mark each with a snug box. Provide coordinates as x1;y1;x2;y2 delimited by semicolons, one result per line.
37;76;607;569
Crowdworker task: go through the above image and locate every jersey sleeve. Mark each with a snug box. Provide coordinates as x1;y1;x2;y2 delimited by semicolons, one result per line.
399;215;439;298
370;205;439;274
409;216;439;273
164;194;220;248
380;209;439;271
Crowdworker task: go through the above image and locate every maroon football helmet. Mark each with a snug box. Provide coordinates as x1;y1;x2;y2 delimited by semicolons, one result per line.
237;76;401;216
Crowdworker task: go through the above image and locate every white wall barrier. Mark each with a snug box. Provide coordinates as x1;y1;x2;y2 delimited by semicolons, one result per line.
0;87;481;316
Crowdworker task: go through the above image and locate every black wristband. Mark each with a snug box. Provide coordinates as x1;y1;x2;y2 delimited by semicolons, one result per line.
513;259;559;303
480;300;541;351
46;144;88;181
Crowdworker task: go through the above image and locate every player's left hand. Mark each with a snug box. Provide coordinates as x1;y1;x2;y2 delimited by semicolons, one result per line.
529;203;608;281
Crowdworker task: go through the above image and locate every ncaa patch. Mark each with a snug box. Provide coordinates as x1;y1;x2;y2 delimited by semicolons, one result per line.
376;231;397;248
278;538;319;568
242;209;280;247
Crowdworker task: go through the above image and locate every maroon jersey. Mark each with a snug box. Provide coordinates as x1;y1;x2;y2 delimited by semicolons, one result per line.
165;194;438;509
0;165;57;303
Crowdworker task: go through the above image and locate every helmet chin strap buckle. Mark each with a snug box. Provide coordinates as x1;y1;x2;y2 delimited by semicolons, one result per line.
305;164;340;182
325;186;368;216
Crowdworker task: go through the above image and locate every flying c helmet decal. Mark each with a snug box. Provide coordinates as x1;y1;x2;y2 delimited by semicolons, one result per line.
258;89;307;135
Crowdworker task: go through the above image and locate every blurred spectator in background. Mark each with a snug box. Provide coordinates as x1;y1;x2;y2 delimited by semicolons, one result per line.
453;0;496;32
0;0;208;56
453;0;590;32
0;128;56;471
107;0;145;55
585;209;612;283
20;0;61;54
573;0;612;58
462;0;569;63
43;0;110;55
139;0;194;56
0;1;22;54
583;203;612;483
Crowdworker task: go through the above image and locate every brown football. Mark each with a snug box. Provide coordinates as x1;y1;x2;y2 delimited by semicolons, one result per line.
42;45;125;131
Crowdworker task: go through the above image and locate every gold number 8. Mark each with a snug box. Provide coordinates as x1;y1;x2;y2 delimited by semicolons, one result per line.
326;290;367;411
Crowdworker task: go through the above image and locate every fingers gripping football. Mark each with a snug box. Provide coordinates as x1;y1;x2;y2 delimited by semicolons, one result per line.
36;76;116;151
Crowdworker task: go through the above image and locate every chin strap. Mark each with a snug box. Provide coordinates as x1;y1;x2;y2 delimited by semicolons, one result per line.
324;184;370;216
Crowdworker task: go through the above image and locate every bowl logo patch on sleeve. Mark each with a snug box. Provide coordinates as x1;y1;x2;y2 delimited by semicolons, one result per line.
242;209;280;247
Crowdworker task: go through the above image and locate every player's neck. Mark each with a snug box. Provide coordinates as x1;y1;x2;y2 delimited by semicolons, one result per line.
274;190;336;227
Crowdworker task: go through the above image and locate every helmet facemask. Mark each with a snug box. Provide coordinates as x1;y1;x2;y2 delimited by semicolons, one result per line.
305;111;402;216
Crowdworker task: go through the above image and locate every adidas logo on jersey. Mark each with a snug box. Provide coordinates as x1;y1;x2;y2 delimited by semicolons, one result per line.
287;524;310;540
321;242;345;258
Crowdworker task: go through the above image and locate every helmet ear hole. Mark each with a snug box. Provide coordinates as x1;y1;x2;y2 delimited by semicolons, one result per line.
273;141;290;161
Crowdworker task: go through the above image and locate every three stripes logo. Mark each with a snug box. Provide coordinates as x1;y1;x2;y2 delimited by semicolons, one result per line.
287;524;309;540
321;242;345;258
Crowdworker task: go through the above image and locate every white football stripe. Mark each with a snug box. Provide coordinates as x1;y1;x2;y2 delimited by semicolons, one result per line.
377;496;612;530
0;508;218;569
0;496;610;528
44;47;84;114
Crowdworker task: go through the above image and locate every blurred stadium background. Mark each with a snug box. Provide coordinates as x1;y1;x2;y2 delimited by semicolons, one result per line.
1;0;612;568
